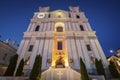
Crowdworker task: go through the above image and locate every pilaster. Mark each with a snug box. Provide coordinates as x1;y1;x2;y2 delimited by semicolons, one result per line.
29;40;40;69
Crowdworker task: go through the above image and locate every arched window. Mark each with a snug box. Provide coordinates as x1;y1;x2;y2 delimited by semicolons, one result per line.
35;25;39;31
58;15;61;18
58;41;62;50
76;15;80;18
80;25;84;31
48;14;50;18
86;44;91;51
28;45;33;51
56;27;63;32
69;13;71;18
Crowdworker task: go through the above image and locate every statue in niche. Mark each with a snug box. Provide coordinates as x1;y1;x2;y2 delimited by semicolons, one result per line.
55;56;65;68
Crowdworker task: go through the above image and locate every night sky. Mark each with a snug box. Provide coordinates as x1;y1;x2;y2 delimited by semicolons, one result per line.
0;0;120;57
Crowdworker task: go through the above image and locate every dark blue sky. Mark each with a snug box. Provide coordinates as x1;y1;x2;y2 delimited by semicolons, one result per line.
0;0;120;57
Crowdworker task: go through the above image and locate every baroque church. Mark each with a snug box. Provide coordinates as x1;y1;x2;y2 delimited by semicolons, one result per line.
16;6;108;79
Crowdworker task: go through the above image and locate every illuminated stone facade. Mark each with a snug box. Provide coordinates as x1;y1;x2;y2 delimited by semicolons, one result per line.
16;6;108;75
108;49;120;74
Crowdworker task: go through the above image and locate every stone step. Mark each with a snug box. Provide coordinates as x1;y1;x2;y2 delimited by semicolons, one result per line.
41;67;80;80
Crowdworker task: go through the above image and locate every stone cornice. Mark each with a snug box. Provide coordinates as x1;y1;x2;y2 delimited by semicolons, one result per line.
23;31;96;39
31;18;88;23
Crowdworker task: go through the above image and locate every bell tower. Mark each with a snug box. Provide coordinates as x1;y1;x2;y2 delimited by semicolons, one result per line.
52;22;69;68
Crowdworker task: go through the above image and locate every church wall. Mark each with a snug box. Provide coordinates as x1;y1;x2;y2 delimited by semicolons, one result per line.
75;39;84;60
39;22;44;31
47;39;53;67
85;23;93;31
43;22;47;31
75;23;80;31
42;39;49;70
94;39;108;67
47;22;51;31
17;39;25;55
16;7;109;76
51;22;54;31
37;39;44;55
90;39;101;60
29;39;40;69
66;39;73;67
64;22;68;31
80;12;86;18
30;23;36;32
68;22;72;31
27;23;32;32
70;39;79;69
19;39;30;60
80;40;91;69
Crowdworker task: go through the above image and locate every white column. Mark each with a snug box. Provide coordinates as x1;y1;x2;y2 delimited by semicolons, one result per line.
64;22;68;31
70;12;73;18
81;12;86;18
38;39;44;55
49;22;51;31
47;22;51;31
17;39;25;55
19;39;29;60
80;40;91;69
29;40;40;69
43;22;47;31
70;39;79;68
83;23;88;31
68;22;72;31
38;22;41;31
75;23;80;31
39;23;44;31
47;39;53;67
42;39;49;69
90;39;100;59
30;23;35;32
67;22;69;30
94;39;108;67
71;23;76;31
51;22;54;31
66;39;73;61
75;39;84;59
86;23;92;31
27;23;32;31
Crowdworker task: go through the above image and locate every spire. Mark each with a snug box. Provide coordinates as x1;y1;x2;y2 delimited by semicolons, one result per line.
69;6;80;12
39;6;50;12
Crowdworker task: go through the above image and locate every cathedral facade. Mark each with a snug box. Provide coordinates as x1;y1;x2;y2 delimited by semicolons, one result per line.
17;6;108;75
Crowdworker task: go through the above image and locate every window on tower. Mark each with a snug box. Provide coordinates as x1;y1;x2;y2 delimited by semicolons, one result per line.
76;15;80;18
57;41;62;50
28;45;33;51
58;15;61;18
35;25;40;31
56;27;63;32
80;25;84;31
86;44;92;51
48;13;50;18
69;12;71;18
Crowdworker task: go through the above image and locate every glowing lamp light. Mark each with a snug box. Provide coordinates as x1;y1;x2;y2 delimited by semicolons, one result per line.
110;50;114;53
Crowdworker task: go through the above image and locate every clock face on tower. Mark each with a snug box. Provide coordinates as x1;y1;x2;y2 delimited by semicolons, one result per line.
37;13;45;18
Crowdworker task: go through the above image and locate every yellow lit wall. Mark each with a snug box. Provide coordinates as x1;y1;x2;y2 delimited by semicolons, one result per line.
51;22;69;68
